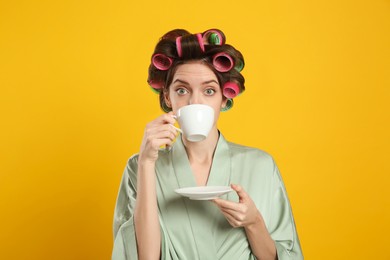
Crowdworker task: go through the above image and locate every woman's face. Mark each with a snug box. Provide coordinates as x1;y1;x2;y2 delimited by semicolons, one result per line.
165;62;227;125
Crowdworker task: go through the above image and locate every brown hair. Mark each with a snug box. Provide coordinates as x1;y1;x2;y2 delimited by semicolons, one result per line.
147;29;245;112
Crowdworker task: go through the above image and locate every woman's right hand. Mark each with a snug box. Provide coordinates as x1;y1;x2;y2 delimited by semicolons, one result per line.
138;112;178;164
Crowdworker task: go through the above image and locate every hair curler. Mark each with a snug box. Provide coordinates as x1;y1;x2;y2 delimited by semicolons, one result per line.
152;54;173;70
176;34;205;57
213;52;234;72
221;98;234;112
203;29;224;45
222;82;240;99
176;36;183;57
148;80;164;93
234;59;245;72
196;33;205;52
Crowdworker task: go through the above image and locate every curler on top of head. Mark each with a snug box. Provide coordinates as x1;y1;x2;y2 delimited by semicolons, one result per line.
202;29;225;45
196;33;205;52
176;33;205;57
176;36;183;57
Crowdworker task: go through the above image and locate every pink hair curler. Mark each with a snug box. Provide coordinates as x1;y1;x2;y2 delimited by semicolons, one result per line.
196;33;205;52
203;29;224;45
148;80;164;91
213;52;234;72
152;54;173;70
222;82;240;99
176;36;183;57
176;34;205;57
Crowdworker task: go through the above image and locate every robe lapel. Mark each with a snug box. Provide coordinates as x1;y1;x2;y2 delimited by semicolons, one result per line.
171;135;197;188
169;134;234;259
206;134;231;187
172;133;232;188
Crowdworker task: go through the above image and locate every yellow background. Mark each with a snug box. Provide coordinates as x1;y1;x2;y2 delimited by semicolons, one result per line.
1;0;389;259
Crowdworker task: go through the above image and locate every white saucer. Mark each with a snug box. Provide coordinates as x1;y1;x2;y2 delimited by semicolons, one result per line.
175;186;233;200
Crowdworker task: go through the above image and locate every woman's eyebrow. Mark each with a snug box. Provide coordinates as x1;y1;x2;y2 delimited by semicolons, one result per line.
202;80;219;85
172;79;189;85
172;79;219;85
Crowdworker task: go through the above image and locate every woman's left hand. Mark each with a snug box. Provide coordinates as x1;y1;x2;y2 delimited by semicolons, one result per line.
213;184;262;228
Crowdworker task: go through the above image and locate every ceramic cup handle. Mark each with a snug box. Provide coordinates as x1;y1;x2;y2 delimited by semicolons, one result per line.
170;115;183;133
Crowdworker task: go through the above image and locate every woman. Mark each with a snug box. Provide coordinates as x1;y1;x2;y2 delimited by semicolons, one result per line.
112;29;303;260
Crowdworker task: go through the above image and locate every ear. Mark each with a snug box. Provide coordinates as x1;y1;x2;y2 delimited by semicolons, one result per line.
164;90;172;108
221;97;228;109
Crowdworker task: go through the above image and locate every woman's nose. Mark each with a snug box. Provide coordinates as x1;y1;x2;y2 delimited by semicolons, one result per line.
189;93;202;105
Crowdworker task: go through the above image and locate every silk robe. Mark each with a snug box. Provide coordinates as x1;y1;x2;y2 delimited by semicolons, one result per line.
112;134;303;259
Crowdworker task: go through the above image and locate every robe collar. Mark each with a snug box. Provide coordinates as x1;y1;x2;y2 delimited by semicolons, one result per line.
171;132;232;188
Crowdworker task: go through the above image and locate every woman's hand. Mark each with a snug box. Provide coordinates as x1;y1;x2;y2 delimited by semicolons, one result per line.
213;184;262;228
214;184;277;259
139;112;178;164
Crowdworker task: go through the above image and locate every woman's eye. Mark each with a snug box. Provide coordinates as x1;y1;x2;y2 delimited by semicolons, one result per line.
176;88;188;95
205;89;216;95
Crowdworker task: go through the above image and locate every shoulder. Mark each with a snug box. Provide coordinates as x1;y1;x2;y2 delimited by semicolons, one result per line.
227;140;274;163
225;140;278;176
126;153;139;170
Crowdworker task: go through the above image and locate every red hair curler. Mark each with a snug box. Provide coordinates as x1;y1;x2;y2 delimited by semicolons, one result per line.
152;54;173;70
213;52;234;72
222;82;240;99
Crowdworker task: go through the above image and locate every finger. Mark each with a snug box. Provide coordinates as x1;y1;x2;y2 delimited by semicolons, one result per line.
213;198;240;211
219;209;242;228
155;113;176;125
146;124;178;140
218;206;244;218
214;200;244;227
218;203;247;218
146;114;175;129
154;122;178;134
147;131;177;144
146;115;175;129
146;137;174;150
154;126;178;138
231;184;249;202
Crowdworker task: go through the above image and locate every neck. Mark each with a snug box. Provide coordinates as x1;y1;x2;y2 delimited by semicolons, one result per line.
182;128;219;164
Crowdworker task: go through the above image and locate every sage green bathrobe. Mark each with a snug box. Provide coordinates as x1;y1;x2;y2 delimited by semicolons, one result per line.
112;134;303;259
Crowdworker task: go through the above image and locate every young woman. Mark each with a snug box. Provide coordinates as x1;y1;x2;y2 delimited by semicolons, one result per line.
112;29;303;260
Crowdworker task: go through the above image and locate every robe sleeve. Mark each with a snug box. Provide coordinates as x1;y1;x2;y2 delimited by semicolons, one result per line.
268;160;304;260
111;155;173;260
112;155;139;260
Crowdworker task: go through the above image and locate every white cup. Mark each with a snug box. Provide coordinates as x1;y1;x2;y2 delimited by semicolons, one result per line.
175;104;215;142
